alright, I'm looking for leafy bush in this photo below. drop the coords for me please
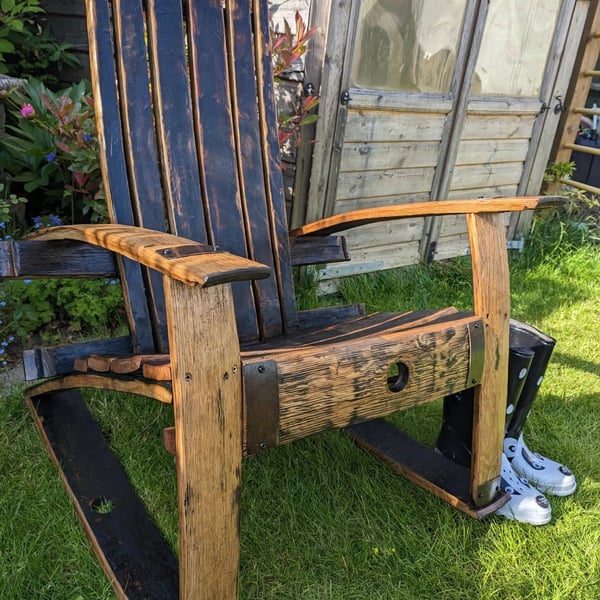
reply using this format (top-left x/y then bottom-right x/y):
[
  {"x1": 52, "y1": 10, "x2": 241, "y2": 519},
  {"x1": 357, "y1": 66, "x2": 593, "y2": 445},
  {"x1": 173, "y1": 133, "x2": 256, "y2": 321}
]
[
  {"x1": 271, "y1": 11, "x2": 319, "y2": 149},
  {"x1": 0, "y1": 278, "x2": 125, "y2": 366},
  {"x1": 0, "y1": 0, "x2": 78, "y2": 82},
  {"x1": 0, "y1": 78, "x2": 106, "y2": 224}
]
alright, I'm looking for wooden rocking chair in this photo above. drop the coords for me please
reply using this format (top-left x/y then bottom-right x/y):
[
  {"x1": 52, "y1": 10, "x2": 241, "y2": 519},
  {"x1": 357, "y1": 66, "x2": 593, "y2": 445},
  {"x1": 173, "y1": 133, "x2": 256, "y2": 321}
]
[{"x1": 0, "y1": 0, "x2": 560, "y2": 597}]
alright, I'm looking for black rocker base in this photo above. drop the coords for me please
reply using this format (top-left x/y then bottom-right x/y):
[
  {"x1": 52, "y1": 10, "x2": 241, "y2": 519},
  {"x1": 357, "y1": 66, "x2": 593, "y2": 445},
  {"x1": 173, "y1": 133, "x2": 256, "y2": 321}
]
[
  {"x1": 26, "y1": 390, "x2": 179, "y2": 600},
  {"x1": 347, "y1": 419, "x2": 509, "y2": 519}
]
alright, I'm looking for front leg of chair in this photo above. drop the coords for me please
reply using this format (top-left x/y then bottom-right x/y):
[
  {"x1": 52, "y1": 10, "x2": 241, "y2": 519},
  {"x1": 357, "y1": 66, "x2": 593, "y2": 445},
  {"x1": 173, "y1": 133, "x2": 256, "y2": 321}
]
[
  {"x1": 165, "y1": 278, "x2": 242, "y2": 599},
  {"x1": 467, "y1": 213, "x2": 510, "y2": 506}
]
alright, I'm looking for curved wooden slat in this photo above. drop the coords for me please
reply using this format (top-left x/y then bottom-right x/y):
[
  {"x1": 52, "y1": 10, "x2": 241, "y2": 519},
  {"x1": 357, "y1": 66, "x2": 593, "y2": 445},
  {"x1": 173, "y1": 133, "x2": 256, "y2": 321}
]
[
  {"x1": 29, "y1": 225, "x2": 271, "y2": 287},
  {"x1": 291, "y1": 196, "x2": 564, "y2": 237},
  {"x1": 27, "y1": 373, "x2": 173, "y2": 404}
]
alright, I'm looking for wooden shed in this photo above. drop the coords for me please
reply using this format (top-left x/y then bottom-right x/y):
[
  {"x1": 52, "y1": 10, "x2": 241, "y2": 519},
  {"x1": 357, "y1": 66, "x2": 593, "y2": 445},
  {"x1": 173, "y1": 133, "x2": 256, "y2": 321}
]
[
  {"x1": 295, "y1": 0, "x2": 594, "y2": 285},
  {"x1": 41, "y1": 0, "x2": 596, "y2": 285}
]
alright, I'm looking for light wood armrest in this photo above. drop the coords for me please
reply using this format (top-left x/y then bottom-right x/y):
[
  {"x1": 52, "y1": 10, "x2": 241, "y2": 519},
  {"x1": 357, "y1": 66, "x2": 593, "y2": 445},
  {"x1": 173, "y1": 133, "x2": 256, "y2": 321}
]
[
  {"x1": 28, "y1": 224, "x2": 271, "y2": 287},
  {"x1": 290, "y1": 196, "x2": 563, "y2": 236}
]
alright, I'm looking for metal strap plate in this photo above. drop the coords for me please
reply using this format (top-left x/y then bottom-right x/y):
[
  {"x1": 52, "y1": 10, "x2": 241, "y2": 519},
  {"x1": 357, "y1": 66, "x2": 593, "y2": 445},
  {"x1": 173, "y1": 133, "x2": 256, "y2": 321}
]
[
  {"x1": 157, "y1": 244, "x2": 221, "y2": 259},
  {"x1": 244, "y1": 360, "x2": 280, "y2": 454},
  {"x1": 467, "y1": 320, "x2": 485, "y2": 387}
]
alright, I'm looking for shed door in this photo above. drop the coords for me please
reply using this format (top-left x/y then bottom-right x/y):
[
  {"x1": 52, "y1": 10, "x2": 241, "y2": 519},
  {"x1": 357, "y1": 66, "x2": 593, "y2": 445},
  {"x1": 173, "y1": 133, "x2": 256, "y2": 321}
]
[{"x1": 308, "y1": 0, "x2": 570, "y2": 280}]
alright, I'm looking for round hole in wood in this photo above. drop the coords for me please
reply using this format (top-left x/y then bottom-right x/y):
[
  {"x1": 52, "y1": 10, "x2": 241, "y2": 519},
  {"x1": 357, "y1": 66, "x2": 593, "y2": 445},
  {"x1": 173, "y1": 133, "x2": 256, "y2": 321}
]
[
  {"x1": 387, "y1": 361, "x2": 409, "y2": 392},
  {"x1": 90, "y1": 495, "x2": 114, "y2": 514}
]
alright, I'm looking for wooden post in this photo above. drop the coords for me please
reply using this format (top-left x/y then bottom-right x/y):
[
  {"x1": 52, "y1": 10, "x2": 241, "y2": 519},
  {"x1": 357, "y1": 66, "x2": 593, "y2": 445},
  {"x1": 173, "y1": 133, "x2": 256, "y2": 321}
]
[
  {"x1": 164, "y1": 278, "x2": 242, "y2": 600},
  {"x1": 467, "y1": 213, "x2": 509, "y2": 506}
]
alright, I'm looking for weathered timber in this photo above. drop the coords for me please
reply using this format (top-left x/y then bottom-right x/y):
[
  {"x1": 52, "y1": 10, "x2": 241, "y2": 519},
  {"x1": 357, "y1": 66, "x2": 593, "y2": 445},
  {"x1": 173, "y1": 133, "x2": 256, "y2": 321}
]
[
  {"x1": 30, "y1": 225, "x2": 271, "y2": 288},
  {"x1": 23, "y1": 337, "x2": 132, "y2": 381},
  {"x1": 26, "y1": 390, "x2": 178, "y2": 599},
  {"x1": 142, "y1": 359, "x2": 172, "y2": 381},
  {"x1": 467, "y1": 212, "x2": 510, "y2": 505},
  {"x1": 0, "y1": 240, "x2": 116, "y2": 278},
  {"x1": 347, "y1": 420, "x2": 509, "y2": 520},
  {"x1": 28, "y1": 373, "x2": 172, "y2": 404},
  {"x1": 291, "y1": 197, "x2": 563, "y2": 237},
  {"x1": 165, "y1": 279, "x2": 241, "y2": 600},
  {"x1": 243, "y1": 313, "x2": 485, "y2": 446},
  {"x1": 289, "y1": 235, "x2": 349, "y2": 266}
]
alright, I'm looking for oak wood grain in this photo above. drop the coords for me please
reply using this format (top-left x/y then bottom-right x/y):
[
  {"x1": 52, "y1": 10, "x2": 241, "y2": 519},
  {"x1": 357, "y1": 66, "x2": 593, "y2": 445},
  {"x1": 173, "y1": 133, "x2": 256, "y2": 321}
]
[
  {"x1": 30, "y1": 224, "x2": 271, "y2": 287},
  {"x1": 165, "y1": 279, "x2": 241, "y2": 600},
  {"x1": 467, "y1": 212, "x2": 510, "y2": 505},
  {"x1": 291, "y1": 197, "x2": 563, "y2": 237}
]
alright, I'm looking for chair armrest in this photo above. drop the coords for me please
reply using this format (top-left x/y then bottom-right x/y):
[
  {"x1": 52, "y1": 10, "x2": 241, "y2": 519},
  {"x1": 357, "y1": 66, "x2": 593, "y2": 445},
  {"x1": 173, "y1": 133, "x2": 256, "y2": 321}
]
[
  {"x1": 290, "y1": 196, "x2": 564, "y2": 237},
  {"x1": 29, "y1": 224, "x2": 271, "y2": 287}
]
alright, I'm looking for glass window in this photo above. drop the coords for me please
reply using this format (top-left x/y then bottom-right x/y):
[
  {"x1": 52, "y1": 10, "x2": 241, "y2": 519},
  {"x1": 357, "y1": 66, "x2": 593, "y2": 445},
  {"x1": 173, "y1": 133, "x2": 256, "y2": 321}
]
[
  {"x1": 350, "y1": 0, "x2": 468, "y2": 94},
  {"x1": 472, "y1": 0, "x2": 561, "y2": 97}
]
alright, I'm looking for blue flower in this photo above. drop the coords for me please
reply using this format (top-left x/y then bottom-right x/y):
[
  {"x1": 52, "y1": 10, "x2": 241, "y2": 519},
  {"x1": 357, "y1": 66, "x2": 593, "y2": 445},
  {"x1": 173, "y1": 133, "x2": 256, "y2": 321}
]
[
  {"x1": 23, "y1": 279, "x2": 32, "y2": 284},
  {"x1": 0, "y1": 223, "x2": 5, "y2": 229},
  {"x1": 0, "y1": 301, "x2": 5, "y2": 307},
  {"x1": 83, "y1": 133, "x2": 93, "y2": 142},
  {"x1": 3, "y1": 235, "x2": 11, "y2": 240},
  {"x1": 8, "y1": 336, "x2": 15, "y2": 342},
  {"x1": 1, "y1": 361, "x2": 7, "y2": 367},
  {"x1": 1, "y1": 342, "x2": 7, "y2": 347},
  {"x1": 49, "y1": 215, "x2": 63, "y2": 226},
  {"x1": 45, "y1": 151, "x2": 57, "y2": 162},
  {"x1": 0, "y1": 349, "x2": 5, "y2": 355}
]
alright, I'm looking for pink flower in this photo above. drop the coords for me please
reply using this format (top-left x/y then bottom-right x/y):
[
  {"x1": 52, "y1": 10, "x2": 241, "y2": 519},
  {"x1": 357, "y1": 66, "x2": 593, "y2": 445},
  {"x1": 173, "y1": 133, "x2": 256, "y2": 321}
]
[{"x1": 20, "y1": 104, "x2": 35, "y2": 119}]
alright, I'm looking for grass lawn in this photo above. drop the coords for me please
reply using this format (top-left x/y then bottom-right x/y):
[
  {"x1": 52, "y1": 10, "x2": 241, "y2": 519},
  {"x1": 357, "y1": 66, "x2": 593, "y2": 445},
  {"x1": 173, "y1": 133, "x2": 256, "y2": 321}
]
[{"x1": 0, "y1": 216, "x2": 598, "y2": 599}]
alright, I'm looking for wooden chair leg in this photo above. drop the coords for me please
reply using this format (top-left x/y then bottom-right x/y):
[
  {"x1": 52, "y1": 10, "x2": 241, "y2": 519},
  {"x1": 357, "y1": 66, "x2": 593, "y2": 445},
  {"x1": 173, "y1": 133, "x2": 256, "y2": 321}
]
[
  {"x1": 467, "y1": 212, "x2": 510, "y2": 506},
  {"x1": 165, "y1": 279, "x2": 242, "y2": 599}
]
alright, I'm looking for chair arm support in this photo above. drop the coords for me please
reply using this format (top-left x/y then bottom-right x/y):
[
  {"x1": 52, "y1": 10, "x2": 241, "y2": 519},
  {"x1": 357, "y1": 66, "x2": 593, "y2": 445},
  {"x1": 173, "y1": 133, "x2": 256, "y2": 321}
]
[
  {"x1": 28, "y1": 224, "x2": 271, "y2": 287},
  {"x1": 290, "y1": 196, "x2": 564, "y2": 237}
]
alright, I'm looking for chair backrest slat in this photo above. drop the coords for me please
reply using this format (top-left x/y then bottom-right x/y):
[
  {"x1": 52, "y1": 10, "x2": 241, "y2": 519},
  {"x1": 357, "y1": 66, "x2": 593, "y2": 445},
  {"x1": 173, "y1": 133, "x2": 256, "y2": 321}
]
[
  {"x1": 87, "y1": 0, "x2": 156, "y2": 353},
  {"x1": 86, "y1": 0, "x2": 299, "y2": 347}
]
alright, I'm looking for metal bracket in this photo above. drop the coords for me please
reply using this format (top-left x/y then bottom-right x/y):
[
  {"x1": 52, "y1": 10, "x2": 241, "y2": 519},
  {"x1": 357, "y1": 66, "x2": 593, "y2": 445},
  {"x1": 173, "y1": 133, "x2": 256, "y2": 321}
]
[
  {"x1": 474, "y1": 476, "x2": 501, "y2": 507},
  {"x1": 466, "y1": 320, "x2": 485, "y2": 387},
  {"x1": 156, "y1": 243, "x2": 221, "y2": 259},
  {"x1": 244, "y1": 360, "x2": 280, "y2": 454}
]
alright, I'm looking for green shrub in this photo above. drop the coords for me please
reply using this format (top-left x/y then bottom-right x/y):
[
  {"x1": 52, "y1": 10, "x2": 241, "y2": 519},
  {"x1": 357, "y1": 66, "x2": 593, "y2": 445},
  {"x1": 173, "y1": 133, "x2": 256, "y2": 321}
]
[
  {"x1": 0, "y1": 0, "x2": 78, "y2": 82},
  {"x1": 1, "y1": 78, "x2": 106, "y2": 224},
  {"x1": 0, "y1": 278, "x2": 125, "y2": 366}
]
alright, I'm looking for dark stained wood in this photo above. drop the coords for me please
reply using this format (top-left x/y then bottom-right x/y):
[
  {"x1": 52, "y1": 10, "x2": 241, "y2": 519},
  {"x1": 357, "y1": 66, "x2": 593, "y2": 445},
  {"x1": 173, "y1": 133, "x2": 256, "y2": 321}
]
[
  {"x1": 23, "y1": 337, "x2": 132, "y2": 380},
  {"x1": 289, "y1": 235, "x2": 350, "y2": 266},
  {"x1": 227, "y1": 0, "x2": 291, "y2": 338},
  {"x1": 186, "y1": 0, "x2": 261, "y2": 342},
  {"x1": 86, "y1": 0, "x2": 155, "y2": 353},
  {"x1": 0, "y1": 240, "x2": 116, "y2": 278},
  {"x1": 26, "y1": 390, "x2": 178, "y2": 599},
  {"x1": 296, "y1": 304, "x2": 366, "y2": 329},
  {"x1": 347, "y1": 419, "x2": 509, "y2": 519}
]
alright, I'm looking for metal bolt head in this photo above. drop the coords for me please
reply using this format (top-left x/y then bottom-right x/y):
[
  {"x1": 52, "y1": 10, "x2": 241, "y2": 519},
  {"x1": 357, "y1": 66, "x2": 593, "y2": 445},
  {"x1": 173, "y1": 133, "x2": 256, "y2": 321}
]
[
  {"x1": 257, "y1": 365, "x2": 265, "y2": 374},
  {"x1": 184, "y1": 372, "x2": 192, "y2": 382}
]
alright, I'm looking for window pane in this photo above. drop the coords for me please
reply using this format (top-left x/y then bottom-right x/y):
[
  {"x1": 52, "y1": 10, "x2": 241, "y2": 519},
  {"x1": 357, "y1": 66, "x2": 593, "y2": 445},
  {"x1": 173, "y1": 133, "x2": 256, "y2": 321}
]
[
  {"x1": 351, "y1": 0, "x2": 468, "y2": 94},
  {"x1": 473, "y1": 0, "x2": 561, "y2": 97}
]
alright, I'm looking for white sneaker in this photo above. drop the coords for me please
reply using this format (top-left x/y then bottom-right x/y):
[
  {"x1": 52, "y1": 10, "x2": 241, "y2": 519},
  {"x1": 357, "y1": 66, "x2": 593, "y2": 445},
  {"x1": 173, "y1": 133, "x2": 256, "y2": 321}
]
[
  {"x1": 504, "y1": 434, "x2": 577, "y2": 497},
  {"x1": 496, "y1": 454, "x2": 551, "y2": 525}
]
